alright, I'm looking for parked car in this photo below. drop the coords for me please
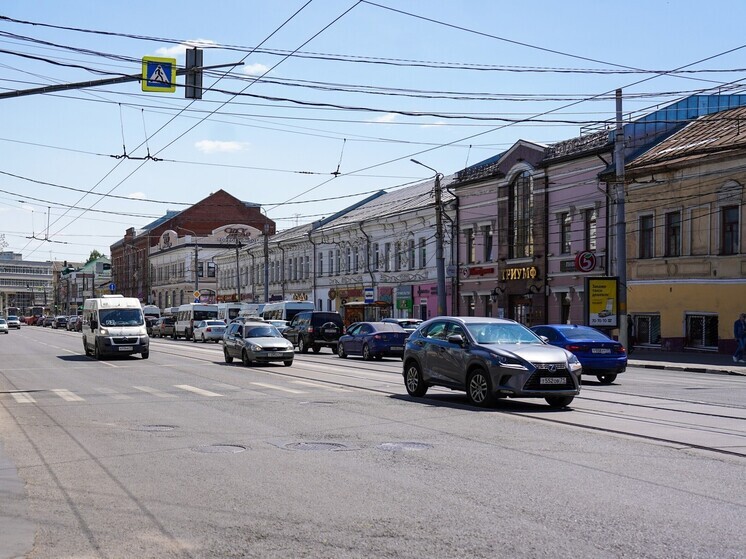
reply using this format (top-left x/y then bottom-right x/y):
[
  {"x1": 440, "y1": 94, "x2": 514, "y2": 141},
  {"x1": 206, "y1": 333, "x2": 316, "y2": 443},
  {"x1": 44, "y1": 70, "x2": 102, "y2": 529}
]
[
  {"x1": 402, "y1": 317, "x2": 582, "y2": 408},
  {"x1": 151, "y1": 316, "x2": 176, "y2": 338},
  {"x1": 0, "y1": 318, "x2": 8, "y2": 334},
  {"x1": 282, "y1": 311, "x2": 344, "y2": 354},
  {"x1": 223, "y1": 322, "x2": 294, "y2": 366},
  {"x1": 337, "y1": 321, "x2": 409, "y2": 360},
  {"x1": 381, "y1": 318, "x2": 422, "y2": 334},
  {"x1": 145, "y1": 316, "x2": 159, "y2": 336},
  {"x1": 531, "y1": 324, "x2": 627, "y2": 384},
  {"x1": 42, "y1": 316, "x2": 54, "y2": 327},
  {"x1": 66, "y1": 315, "x2": 80, "y2": 331},
  {"x1": 52, "y1": 315, "x2": 68, "y2": 329},
  {"x1": 230, "y1": 316, "x2": 265, "y2": 325},
  {"x1": 193, "y1": 319, "x2": 227, "y2": 343},
  {"x1": 5, "y1": 315, "x2": 21, "y2": 329}
]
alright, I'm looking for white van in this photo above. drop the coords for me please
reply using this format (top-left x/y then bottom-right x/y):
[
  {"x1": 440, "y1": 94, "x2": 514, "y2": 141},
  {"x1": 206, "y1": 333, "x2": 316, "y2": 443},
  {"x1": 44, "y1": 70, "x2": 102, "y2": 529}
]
[
  {"x1": 82, "y1": 295, "x2": 149, "y2": 359},
  {"x1": 174, "y1": 303, "x2": 218, "y2": 340},
  {"x1": 261, "y1": 300, "x2": 314, "y2": 321}
]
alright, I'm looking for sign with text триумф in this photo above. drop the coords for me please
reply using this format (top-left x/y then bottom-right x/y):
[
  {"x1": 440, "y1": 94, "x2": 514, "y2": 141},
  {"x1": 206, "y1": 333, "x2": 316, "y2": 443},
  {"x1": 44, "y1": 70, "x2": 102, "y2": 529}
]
[{"x1": 142, "y1": 57, "x2": 176, "y2": 93}]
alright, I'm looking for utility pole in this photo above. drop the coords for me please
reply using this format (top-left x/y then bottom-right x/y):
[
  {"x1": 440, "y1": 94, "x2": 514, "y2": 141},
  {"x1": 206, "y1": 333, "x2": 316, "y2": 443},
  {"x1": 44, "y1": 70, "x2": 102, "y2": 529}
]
[
  {"x1": 263, "y1": 223, "x2": 270, "y2": 303},
  {"x1": 411, "y1": 159, "x2": 447, "y2": 316},
  {"x1": 235, "y1": 237, "x2": 241, "y2": 303},
  {"x1": 615, "y1": 89, "x2": 628, "y2": 349}
]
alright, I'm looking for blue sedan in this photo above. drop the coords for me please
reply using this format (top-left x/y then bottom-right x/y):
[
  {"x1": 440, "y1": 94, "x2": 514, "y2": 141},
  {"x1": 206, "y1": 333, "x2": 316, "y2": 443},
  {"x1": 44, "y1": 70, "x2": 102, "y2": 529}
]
[
  {"x1": 531, "y1": 324, "x2": 627, "y2": 384},
  {"x1": 337, "y1": 322, "x2": 409, "y2": 360}
]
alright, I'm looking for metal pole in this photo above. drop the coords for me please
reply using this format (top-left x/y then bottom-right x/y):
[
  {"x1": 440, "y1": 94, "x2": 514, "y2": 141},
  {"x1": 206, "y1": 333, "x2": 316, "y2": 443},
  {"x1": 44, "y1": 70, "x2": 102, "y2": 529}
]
[
  {"x1": 615, "y1": 89, "x2": 628, "y2": 349},
  {"x1": 235, "y1": 238, "x2": 241, "y2": 303},
  {"x1": 263, "y1": 223, "x2": 270, "y2": 303},
  {"x1": 411, "y1": 159, "x2": 447, "y2": 316}
]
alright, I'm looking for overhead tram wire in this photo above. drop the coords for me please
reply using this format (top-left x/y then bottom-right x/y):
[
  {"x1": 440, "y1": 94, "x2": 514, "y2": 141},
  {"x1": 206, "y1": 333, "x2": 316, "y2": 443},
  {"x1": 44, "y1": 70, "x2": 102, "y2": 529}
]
[{"x1": 21, "y1": 0, "x2": 327, "y2": 257}]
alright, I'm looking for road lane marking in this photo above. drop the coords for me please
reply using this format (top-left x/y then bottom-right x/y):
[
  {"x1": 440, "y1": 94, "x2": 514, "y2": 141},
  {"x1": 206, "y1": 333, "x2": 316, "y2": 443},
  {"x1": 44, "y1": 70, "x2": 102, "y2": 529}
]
[
  {"x1": 251, "y1": 382, "x2": 305, "y2": 394},
  {"x1": 174, "y1": 385, "x2": 223, "y2": 397},
  {"x1": 291, "y1": 380, "x2": 351, "y2": 392},
  {"x1": 212, "y1": 383, "x2": 243, "y2": 391},
  {"x1": 10, "y1": 392, "x2": 36, "y2": 403},
  {"x1": 133, "y1": 385, "x2": 177, "y2": 398},
  {"x1": 51, "y1": 389, "x2": 85, "y2": 402},
  {"x1": 94, "y1": 387, "x2": 132, "y2": 400}
]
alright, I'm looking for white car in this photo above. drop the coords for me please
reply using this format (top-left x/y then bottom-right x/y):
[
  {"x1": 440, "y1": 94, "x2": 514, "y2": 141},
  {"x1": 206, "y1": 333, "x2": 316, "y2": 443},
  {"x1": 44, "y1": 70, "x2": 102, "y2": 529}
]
[
  {"x1": 0, "y1": 318, "x2": 8, "y2": 334},
  {"x1": 193, "y1": 320, "x2": 227, "y2": 343},
  {"x1": 6, "y1": 315, "x2": 21, "y2": 329}
]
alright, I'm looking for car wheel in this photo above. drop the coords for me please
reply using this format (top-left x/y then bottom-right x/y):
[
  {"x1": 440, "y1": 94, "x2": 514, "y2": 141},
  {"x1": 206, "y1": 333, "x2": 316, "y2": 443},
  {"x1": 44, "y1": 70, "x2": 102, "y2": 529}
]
[
  {"x1": 283, "y1": 360, "x2": 293, "y2": 367},
  {"x1": 241, "y1": 350, "x2": 252, "y2": 367},
  {"x1": 93, "y1": 341, "x2": 102, "y2": 360},
  {"x1": 172, "y1": 332, "x2": 177, "y2": 340},
  {"x1": 404, "y1": 361, "x2": 428, "y2": 397},
  {"x1": 362, "y1": 344, "x2": 373, "y2": 361},
  {"x1": 312, "y1": 346, "x2": 321, "y2": 354},
  {"x1": 597, "y1": 374, "x2": 617, "y2": 384},
  {"x1": 223, "y1": 347, "x2": 233, "y2": 363},
  {"x1": 202, "y1": 334, "x2": 207, "y2": 343},
  {"x1": 192, "y1": 334, "x2": 197, "y2": 343},
  {"x1": 337, "y1": 343, "x2": 347, "y2": 358},
  {"x1": 83, "y1": 338, "x2": 91, "y2": 356},
  {"x1": 298, "y1": 338, "x2": 309, "y2": 354},
  {"x1": 466, "y1": 368, "x2": 493, "y2": 407},
  {"x1": 142, "y1": 351, "x2": 149, "y2": 360},
  {"x1": 545, "y1": 395, "x2": 575, "y2": 408}
]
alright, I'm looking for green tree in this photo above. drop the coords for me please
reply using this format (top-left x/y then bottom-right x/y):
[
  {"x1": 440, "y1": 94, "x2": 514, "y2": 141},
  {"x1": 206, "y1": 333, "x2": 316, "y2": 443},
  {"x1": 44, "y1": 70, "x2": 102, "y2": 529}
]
[{"x1": 86, "y1": 250, "x2": 104, "y2": 264}]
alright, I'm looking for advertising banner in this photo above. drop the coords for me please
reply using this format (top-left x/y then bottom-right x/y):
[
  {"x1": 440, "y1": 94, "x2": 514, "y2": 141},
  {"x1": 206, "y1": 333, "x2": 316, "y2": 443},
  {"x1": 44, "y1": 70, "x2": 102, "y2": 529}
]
[{"x1": 585, "y1": 276, "x2": 619, "y2": 328}]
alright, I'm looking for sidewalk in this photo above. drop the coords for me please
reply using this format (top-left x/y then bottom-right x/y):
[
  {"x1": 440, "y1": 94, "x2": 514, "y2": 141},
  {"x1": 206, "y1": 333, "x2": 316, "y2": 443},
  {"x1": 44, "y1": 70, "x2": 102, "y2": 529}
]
[{"x1": 628, "y1": 348, "x2": 746, "y2": 377}]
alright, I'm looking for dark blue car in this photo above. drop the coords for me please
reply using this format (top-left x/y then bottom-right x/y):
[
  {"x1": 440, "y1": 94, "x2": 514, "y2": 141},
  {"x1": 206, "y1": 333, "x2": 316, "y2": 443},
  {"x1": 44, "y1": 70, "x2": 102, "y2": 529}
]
[
  {"x1": 337, "y1": 322, "x2": 409, "y2": 360},
  {"x1": 531, "y1": 324, "x2": 627, "y2": 384}
]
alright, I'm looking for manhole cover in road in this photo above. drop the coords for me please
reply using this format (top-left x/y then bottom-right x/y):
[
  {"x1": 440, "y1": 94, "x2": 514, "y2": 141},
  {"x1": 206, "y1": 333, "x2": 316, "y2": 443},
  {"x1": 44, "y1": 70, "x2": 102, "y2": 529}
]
[
  {"x1": 192, "y1": 444, "x2": 247, "y2": 454},
  {"x1": 283, "y1": 442, "x2": 349, "y2": 452},
  {"x1": 377, "y1": 442, "x2": 433, "y2": 452},
  {"x1": 134, "y1": 424, "x2": 177, "y2": 432}
]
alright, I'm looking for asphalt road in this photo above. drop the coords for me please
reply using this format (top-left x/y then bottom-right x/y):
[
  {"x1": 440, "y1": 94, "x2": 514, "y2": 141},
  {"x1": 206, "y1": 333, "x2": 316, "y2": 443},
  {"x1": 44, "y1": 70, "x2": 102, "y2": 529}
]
[{"x1": 1, "y1": 326, "x2": 745, "y2": 558}]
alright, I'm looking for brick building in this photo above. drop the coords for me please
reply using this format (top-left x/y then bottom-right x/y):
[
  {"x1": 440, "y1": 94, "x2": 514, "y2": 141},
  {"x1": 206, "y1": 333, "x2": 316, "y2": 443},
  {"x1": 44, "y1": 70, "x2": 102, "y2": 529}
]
[{"x1": 110, "y1": 190, "x2": 275, "y2": 303}]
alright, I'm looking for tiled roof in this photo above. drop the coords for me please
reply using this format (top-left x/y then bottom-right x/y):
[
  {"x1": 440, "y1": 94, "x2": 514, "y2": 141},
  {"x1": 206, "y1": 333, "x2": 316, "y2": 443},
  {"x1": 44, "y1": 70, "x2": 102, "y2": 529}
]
[{"x1": 629, "y1": 106, "x2": 746, "y2": 169}]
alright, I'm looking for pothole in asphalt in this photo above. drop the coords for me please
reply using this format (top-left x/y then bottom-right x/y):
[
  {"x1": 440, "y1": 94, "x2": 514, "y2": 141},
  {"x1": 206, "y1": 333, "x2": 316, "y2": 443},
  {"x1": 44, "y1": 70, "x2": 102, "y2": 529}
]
[
  {"x1": 283, "y1": 442, "x2": 350, "y2": 452},
  {"x1": 377, "y1": 442, "x2": 433, "y2": 452},
  {"x1": 134, "y1": 424, "x2": 177, "y2": 432},
  {"x1": 192, "y1": 444, "x2": 247, "y2": 454}
]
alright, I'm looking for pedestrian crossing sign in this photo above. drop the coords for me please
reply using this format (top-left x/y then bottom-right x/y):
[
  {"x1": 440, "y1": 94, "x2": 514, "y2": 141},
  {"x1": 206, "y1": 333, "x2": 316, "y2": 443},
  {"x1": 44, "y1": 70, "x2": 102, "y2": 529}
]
[{"x1": 142, "y1": 56, "x2": 177, "y2": 92}]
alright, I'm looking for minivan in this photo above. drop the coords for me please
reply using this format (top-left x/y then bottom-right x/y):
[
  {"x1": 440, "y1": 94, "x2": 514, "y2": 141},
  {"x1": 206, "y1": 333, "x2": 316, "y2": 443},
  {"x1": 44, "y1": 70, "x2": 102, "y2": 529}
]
[{"x1": 82, "y1": 295, "x2": 149, "y2": 359}]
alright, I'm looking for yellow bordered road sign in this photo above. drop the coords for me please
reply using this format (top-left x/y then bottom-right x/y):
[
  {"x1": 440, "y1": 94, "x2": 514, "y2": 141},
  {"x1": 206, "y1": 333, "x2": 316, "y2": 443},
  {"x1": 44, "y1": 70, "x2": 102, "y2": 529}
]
[{"x1": 142, "y1": 56, "x2": 176, "y2": 92}]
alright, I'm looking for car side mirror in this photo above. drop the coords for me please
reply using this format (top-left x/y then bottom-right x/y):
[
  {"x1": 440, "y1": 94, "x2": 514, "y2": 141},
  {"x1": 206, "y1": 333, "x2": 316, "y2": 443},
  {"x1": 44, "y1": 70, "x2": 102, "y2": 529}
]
[
  {"x1": 539, "y1": 335, "x2": 549, "y2": 343},
  {"x1": 447, "y1": 334, "x2": 465, "y2": 345}
]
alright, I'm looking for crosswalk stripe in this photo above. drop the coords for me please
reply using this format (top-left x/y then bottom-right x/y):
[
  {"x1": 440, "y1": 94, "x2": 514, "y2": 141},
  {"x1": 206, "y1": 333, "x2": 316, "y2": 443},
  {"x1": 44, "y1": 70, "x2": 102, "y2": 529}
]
[
  {"x1": 94, "y1": 387, "x2": 132, "y2": 400},
  {"x1": 291, "y1": 380, "x2": 351, "y2": 392},
  {"x1": 52, "y1": 389, "x2": 84, "y2": 402},
  {"x1": 174, "y1": 385, "x2": 223, "y2": 397},
  {"x1": 251, "y1": 382, "x2": 305, "y2": 394},
  {"x1": 11, "y1": 392, "x2": 35, "y2": 403},
  {"x1": 133, "y1": 385, "x2": 177, "y2": 398}
]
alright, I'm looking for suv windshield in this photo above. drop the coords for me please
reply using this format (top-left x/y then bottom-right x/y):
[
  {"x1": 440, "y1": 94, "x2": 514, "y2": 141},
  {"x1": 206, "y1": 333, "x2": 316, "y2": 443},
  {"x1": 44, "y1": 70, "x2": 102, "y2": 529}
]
[
  {"x1": 466, "y1": 323, "x2": 542, "y2": 344},
  {"x1": 99, "y1": 309, "x2": 144, "y2": 327}
]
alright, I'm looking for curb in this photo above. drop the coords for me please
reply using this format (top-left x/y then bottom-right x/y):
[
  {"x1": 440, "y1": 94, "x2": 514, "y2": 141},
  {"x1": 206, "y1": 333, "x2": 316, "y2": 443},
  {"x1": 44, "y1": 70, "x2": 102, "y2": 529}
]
[{"x1": 631, "y1": 362, "x2": 746, "y2": 377}]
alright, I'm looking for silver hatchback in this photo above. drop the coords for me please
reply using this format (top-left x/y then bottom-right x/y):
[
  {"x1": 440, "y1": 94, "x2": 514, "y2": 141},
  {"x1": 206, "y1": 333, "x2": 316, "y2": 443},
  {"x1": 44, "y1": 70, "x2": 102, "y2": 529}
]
[{"x1": 402, "y1": 317, "x2": 582, "y2": 408}]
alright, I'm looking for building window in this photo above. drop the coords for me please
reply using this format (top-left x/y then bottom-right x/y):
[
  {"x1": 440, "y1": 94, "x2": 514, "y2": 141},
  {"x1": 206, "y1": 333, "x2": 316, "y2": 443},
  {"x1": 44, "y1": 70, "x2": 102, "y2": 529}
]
[
  {"x1": 482, "y1": 225, "x2": 493, "y2": 261},
  {"x1": 584, "y1": 208, "x2": 597, "y2": 251},
  {"x1": 318, "y1": 252, "x2": 323, "y2": 276},
  {"x1": 465, "y1": 229, "x2": 475, "y2": 264},
  {"x1": 346, "y1": 248, "x2": 351, "y2": 274},
  {"x1": 686, "y1": 313, "x2": 718, "y2": 349},
  {"x1": 335, "y1": 249, "x2": 341, "y2": 275},
  {"x1": 419, "y1": 238, "x2": 426, "y2": 268},
  {"x1": 394, "y1": 242, "x2": 401, "y2": 271},
  {"x1": 408, "y1": 239, "x2": 415, "y2": 270},
  {"x1": 372, "y1": 243, "x2": 380, "y2": 271},
  {"x1": 328, "y1": 250, "x2": 334, "y2": 275},
  {"x1": 560, "y1": 212, "x2": 571, "y2": 254},
  {"x1": 665, "y1": 211, "x2": 681, "y2": 257},
  {"x1": 721, "y1": 205, "x2": 739, "y2": 255},
  {"x1": 207, "y1": 262, "x2": 216, "y2": 277},
  {"x1": 353, "y1": 246, "x2": 359, "y2": 272},
  {"x1": 384, "y1": 243, "x2": 391, "y2": 272},
  {"x1": 639, "y1": 214, "x2": 654, "y2": 259},
  {"x1": 509, "y1": 170, "x2": 533, "y2": 259}
]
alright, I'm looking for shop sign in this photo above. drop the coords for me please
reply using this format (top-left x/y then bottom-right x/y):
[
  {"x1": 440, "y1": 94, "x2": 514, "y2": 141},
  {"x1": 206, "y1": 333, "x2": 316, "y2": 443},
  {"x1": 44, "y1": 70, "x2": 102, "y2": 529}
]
[
  {"x1": 575, "y1": 251, "x2": 597, "y2": 273},
  {"x1": 501, "y1": 266, "x2": 538, "y2": 281},
  {"x1": 462, "y1": 266, "x2": 495, "y2": 278},
  {"x1": 292, "y1": 293, "x2": 308, "y2": 301}
]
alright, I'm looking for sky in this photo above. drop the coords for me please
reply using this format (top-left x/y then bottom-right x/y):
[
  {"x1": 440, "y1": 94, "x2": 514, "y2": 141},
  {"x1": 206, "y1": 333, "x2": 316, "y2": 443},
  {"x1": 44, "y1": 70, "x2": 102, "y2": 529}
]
[{"x1": 2, "y1": 0, "x2": 746, "y2": 263}]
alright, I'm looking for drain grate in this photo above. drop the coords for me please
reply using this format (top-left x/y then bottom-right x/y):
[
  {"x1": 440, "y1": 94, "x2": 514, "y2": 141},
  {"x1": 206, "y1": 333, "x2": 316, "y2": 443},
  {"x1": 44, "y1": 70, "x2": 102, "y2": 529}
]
[
  {"x1": 283, "y1": 442, "x2": 349, "y2": 452},
  {"x1": 192, "y1": 444, "x2": 247, "y2": 454},
  {"x1": 377, "y1": 442, "x2": 433, "y2": 452},
  {"x1": 134, "y1": 424, "x2": 176, "y2": 432}
]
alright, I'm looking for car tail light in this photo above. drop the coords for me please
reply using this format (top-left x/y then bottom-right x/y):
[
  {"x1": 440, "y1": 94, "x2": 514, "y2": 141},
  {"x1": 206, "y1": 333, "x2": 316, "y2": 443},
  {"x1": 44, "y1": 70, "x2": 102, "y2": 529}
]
[
  {"x1": 206, "y1": 327, "x2": 212, "y2": 332},
  {"x1": 306, "y1": 326, "x2": 314, "y2": 333},
  {"x1": 566, "y1": 344, "x2": 588, "y2": 352},
  {"x1": 373, "y1": 334, "x2": 382, "y2": 340},
  {"x1": 614, "y1": 345, "x2": 626, "y2": 354}
]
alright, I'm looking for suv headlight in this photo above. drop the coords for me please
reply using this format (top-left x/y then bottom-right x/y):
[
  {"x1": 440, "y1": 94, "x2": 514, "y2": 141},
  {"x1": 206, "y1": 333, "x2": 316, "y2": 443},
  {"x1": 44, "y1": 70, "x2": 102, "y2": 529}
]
[
  {"x1": 567, "y1": 354, "x2": 582, "y2": 371},
  {"x1": 491, "y1": 353, "x2": 525, "y2": 368}
]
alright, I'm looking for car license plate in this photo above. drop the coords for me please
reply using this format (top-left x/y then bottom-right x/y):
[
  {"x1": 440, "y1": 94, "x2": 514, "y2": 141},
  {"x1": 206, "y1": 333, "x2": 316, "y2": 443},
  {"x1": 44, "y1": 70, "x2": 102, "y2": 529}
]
[
  {"x1": 390, "y1": 346, "x2": 403, "y2": 351},
  {"x1": 118, "y1": 346, "x2": 133, "y2": 351},
  {"x1": 592, "y1": 348, "x2": 611, "y2": 354},
  {"x1": 540, "y1": 377, "x2": 566, "y2": 385},
  {"x1": 268, "y1": 352, "x2": 283, "y2": 357},
  {"x1": 324, "y1": 328, "x2": 337, "y2": 334}
]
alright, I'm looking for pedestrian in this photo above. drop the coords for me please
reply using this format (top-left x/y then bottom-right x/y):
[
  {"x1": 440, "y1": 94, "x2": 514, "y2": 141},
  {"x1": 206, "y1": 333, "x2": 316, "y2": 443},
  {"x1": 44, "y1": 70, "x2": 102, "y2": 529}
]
[
  {"x1": 627, "y1": 315, "x2": 635, "y2": 354},
  {"x1": 733, "y1": 313, "x2": 746, "y2": 363}
]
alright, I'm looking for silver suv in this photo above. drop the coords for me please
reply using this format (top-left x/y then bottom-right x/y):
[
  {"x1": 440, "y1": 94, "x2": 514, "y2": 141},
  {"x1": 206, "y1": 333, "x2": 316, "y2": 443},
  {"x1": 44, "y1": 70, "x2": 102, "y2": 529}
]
[{"x1": 402, "y1": 317, "x2": 582, "y2": 408}]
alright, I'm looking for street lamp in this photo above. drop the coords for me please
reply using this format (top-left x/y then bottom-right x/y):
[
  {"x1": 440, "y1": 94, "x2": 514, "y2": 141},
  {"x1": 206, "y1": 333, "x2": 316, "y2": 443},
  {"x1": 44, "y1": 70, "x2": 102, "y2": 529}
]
[
  {"x1": 410, "y1": 159, "x2": 447, "y2": 317},
  {"x1": 177, "y1": 226, "x2": 200, "y2": 296}
]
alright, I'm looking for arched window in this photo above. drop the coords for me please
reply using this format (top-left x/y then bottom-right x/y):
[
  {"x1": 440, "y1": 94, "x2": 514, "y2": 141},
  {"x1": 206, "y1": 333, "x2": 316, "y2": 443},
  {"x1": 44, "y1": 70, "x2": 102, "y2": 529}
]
[{"x1": 509, "y1": 170, "x2": 534, "y2": 259}]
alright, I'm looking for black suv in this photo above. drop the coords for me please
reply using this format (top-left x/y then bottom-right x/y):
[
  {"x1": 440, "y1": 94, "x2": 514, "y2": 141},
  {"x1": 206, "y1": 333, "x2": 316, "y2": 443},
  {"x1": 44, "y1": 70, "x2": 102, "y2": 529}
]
[{"x1": 283, "y1": 311, "x2": 344, "y2": 354}]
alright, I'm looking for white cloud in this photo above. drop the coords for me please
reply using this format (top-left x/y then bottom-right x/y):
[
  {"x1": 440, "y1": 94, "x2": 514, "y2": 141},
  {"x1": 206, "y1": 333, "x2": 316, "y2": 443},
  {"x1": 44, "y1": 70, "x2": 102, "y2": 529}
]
[
  {"x1": 242, "y1": 63, "x2": 270, "y2": 77},
  {"x1": 155, "y1": 39, "x2": 217, "y2": 58},
  {"x1": 371, "y1": 113, "x2": 397, "y2": 123},
  {"x1": 194, "y1": 140, "x2": 249, "y2": 154},
  {"x1": 127, "y1": 192, "x2": 146, "y2": 200}
]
